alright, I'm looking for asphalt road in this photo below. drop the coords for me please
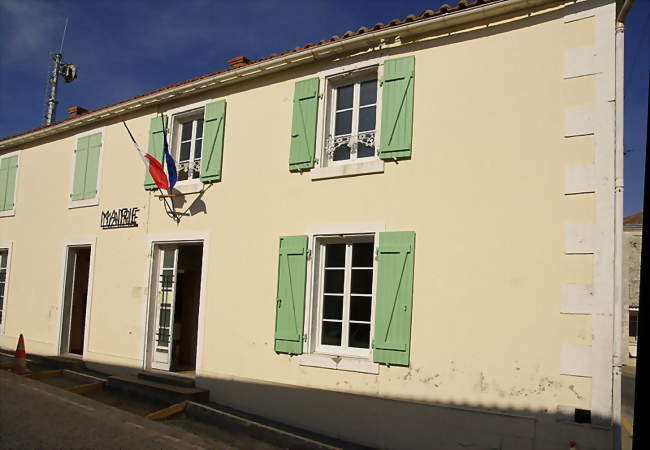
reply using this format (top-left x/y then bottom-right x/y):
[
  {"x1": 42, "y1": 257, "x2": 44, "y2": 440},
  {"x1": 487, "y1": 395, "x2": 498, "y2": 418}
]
[{"x1": 0, "y1": 370, "x2": 231, "y2": 450}]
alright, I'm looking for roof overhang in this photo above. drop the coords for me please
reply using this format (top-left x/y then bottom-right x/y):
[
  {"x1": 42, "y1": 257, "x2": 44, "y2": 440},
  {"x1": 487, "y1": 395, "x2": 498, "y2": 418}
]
[{"x1": 0, "y1": 0, "x2": 560, "y2": 151}]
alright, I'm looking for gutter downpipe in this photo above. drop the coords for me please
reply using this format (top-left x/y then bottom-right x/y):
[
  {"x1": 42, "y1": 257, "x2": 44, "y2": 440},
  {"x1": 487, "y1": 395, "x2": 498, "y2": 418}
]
[
  {"x1": 0, "y1": 0, "x2": 553, "y2": 151},
  {"x1": 612, "y1": 0, "x2": 631, "y2": 445}
]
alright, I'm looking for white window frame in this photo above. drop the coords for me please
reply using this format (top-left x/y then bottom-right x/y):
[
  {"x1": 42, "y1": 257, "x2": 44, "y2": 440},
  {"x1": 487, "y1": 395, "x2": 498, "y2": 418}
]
[
  {"x1": 68, "y1": 128, "x2": 104, "y2": 209},
  {"x1": 0, "y1": 150, "x2": 21, "y2": 218},
  {"x1": 0, "y1": 241, "x2": 12, "y2": 335},
  {"x1": 314, "y1": 235, "x2": 375, "y2": 358},
  {"x1": 311, "y1": 57, "x2": 386, "y2": 180},
  {"x1": 298, "y1": 222, "x2": 384, "y2": 374},
  {"x1": 165, "y1": 100, "x2": 209, "y2": 193}
]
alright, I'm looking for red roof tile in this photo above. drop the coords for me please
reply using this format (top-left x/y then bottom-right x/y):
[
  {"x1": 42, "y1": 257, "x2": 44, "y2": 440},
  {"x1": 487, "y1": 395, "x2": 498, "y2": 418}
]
[
  {"x1": 624, "y1": 212, "x2": 644, "y2": 225},
  {"x1": 0, "y1": 0, "x2": 497, "y2": 145}
]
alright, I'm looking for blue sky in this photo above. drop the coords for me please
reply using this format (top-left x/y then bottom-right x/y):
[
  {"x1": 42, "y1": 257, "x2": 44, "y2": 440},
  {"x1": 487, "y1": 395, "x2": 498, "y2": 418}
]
[{"x1": 0, "y1": 0, "x2": 647, "y2": 216}]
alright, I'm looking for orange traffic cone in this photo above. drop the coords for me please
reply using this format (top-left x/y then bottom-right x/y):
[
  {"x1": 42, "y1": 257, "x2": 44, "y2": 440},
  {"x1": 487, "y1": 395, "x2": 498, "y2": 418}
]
[{"x1": 10, "y1": 334, "x2": 30, "y2": 375}]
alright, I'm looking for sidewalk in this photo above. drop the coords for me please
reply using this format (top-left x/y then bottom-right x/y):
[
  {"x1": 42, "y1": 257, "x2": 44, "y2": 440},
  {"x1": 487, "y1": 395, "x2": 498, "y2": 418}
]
[{"x1": 0, "y1": 370, "x2": 233, "y2": 449}]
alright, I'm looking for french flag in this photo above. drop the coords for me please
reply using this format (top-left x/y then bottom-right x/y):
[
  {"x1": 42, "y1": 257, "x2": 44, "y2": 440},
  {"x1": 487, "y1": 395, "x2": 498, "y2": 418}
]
[{"x1": 123, "y1": 120, "x2": 170, "y2": 191}]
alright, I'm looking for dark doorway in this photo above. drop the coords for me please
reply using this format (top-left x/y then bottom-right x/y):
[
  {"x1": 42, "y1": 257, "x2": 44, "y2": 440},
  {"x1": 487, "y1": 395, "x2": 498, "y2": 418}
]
[{"x1": 61, "y1": 246, "x2": 91, "y2": 356}]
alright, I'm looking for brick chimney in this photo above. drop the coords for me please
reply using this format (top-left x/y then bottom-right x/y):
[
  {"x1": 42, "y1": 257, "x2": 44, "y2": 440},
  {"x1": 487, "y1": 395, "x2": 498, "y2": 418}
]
[
  {"x1": 227, "y1": 56, "x2": 251, "y2": 69},
  {"x1": 67, "y1": 106, "x2": 88, "y2": 117}
]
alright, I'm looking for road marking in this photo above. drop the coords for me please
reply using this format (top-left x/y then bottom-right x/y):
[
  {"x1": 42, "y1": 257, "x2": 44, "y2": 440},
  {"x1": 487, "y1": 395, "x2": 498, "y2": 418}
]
[{"x1": 622, "y1": 416, "x2": 634, "y2": 436}]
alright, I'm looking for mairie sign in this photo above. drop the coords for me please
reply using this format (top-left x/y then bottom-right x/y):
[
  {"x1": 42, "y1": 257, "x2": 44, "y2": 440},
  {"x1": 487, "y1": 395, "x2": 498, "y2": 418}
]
[{"x1": 101, "y1": 207, "x2": 139, "y2": 229}]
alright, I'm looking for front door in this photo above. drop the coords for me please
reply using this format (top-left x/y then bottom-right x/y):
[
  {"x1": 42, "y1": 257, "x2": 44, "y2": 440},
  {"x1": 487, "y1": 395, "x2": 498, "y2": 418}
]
[{"x1": 151, "y1": 246, "x2": 178, "y2": 370}]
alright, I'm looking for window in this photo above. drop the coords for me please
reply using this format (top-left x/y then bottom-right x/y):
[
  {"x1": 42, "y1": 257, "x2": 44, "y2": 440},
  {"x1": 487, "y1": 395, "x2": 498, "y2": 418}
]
[
  {"x1": 629, "y1": 309, "x2": 639, "y2": 340},
  {"x1": 288, "y1": 55, "x2": 414, "y2": 177},
  {"x1": 0, "y1": 249, "x2": 8, "y2": 327},
  {"x1": 325, "y1": 75, "x2": 378, "y2": 165},
  {"x1": 315, "y1": 236, "x2": 375, "y2": 357},
  {"x1": 173, "y1": 113, "x2": 204, "y2": 182},
  {"x1": 0, "y1": 152, "x2": 19, "y2": 215}
]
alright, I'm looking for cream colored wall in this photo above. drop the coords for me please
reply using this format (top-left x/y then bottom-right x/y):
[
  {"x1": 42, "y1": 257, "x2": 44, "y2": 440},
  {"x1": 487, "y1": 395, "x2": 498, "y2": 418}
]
[{"x1": 0, "y1": 0, "x2": 615, "y2": 447}]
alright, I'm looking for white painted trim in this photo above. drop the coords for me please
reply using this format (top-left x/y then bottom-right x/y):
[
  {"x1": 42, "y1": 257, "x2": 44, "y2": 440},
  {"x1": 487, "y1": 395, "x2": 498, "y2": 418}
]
[
  {"x1": 305, "y1": 222, "x2": 385, "y2": 236},
  {"x1": 0, "y1": 241, "x2": 13, "y2": 336},
  {"x1": 311, "y1": 159, "x2": 384, "y2": 180},
  {"x1": 0, "y1": 150, "x2": 21, "y2": 217},
  {"x1": 67, "y1": 128, "x2": 105, "y2": 209},
  {"x1": 297, "y1": 354, "x2": 379, "y2": 374},
  {"x1": 565, "y1": 105, "x2": 596, "y2": 137},
  {"x1": 141, "y1": 232, "x2": 209, "y2": 376},
  {"x1": 314, "y1": 57, "x2": 384, "y2": 172},
  {"x1": 560, "y1": 284, "x2": 594, "y2": 314},
  {"x1": 564, "y1": 223, "x2": 595, "y2": 254},
  {"x1": 164, "y1": 98, "x2": 210, "y2": 118},
  {"x1": 55, "y1": 238, "x2": 97, "y2": 359},
  {"x1": 560, "y1": 344, "x2": 593, "y2": 377},
  {"x1": 564, "y1": 47, "x2": 599, "y2": 79},
  {"x1": 564, "y1": 164, "x2": 596, "y2": 195}
]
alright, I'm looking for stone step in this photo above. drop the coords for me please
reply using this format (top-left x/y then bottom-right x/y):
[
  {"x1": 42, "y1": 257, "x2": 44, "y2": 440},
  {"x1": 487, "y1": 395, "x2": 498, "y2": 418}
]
[
  {"x1": 107, "y1": 375, "x2": 209, "y2": 406},
  {"x1": 137, "y1": 371, "x2": 195, "y2": 388}
]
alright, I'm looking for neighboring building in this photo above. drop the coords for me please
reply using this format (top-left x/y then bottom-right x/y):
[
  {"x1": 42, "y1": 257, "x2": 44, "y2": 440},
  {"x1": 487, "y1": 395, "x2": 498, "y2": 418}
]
[
  {"x1": 623, "y1": 211, "x2": 642, "y2": 360},
  {"x1": 0, "y1": 0, "x2": 631, "y2": 448}
]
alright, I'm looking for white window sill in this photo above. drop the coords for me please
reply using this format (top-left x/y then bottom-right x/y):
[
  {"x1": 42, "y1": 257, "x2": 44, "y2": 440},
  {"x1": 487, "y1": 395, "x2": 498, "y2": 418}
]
[
  {"x1": 0, "y1": 209, "x2": 15, "y2": 218},
  {"x1": 173, "y1": 181, "x2": 204, "y2": 194},
  {"x1": 297, "y1": 353, "x2": 379, "y2": 374},
  {"x1": 311, "y1": 159, "x2": 384, "y2": 180},
  {"x1": 68, "y1": 197, "x2": 99, "y2": 209}
]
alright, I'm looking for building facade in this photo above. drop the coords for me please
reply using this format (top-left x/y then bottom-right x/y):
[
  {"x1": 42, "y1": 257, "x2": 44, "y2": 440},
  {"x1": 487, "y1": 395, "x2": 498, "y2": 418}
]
[
  {"x1": 623, "y1": 212, "x2": 642, "y2": 360},
  {"x1": 0, "y1": 0, "x2": 629, "y2": 448}
]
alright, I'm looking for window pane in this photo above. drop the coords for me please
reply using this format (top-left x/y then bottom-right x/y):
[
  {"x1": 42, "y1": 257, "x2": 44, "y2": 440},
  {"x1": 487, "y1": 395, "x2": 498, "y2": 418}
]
[
  {"x1": 196, "y1": 119, "x2": 204, "y2": 139},
  {"x1": 324, "y1": 269, "x2": 344, "y2": 293},
  {"x1": 357, "y1": 144, "x2": 374, "y2": 158},
  {"x1": 360, "y1": 80, "x2": 377, "y2": 106},
  {"x1": 162, "y1": 250, "x2": 175, "y2": 269},
  {"x1": 325, "y1": 244, "x2": 345, "y2": 267},
  {"x1": 323, "y1": 295, "x2": 343, "y2": 320},
  {"x1": 179, "y1": 142, "x2": 191, "y2": 161},
  {"x1": 194, "y1": 139, "x2": 202, "y2": 159},
  {"x1": 0, "y1": 271, "x2": 5, "y2": 283},
  {"x1": 181, "y1": 121, "x2": 193, "y2": 141},
  {"x1": 178, "y1": 166, "x2": 189, "y2": 181},
  {"x1": 349, "y1": 323, "x2": 370, "y2": 348},
  {"x1": 0, "y1": 252, "x2": 6, "y2": 268},
  {"x1": 336, "y1": 85, "x2": 353, "y2": 110},
  {"x1": 322, "y1": 321, "x2": 342, "y2": 346},
  {"x1": 335, "y1": 110, "x2": 352, "y2": 136},
  {"x1": 350, "y1": 296, "x2": 371, "y2": 322},
  {"x1": 352, "y1": 243, "x2": 373, "y2": 267},
  {"x1": 350, "y1": 269, "x2": 373, "y2": 294},
  {"x1": 358, "y1": 106, "x2": 376, "y2": 132},
  {"x1": 333, "y1": 144, "x2": 351, "y2": 161}
]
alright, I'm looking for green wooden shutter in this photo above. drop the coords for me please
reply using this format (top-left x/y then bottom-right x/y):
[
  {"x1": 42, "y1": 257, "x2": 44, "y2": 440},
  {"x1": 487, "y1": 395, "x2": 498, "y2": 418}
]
[
  {"x1": 83, "y1": 133, "x2": 102, "y2": 199},
  {"x1": 289, "y1": 78, "x2": 319, "y2": 172},
  {"x1": 200, "y1": 100, "x2": 226, "y2": 183},
  {"x1": 0, "y1": 155, "x2": 18, "y2": 211},
  {"x1": 145, "y1": 116, "x2": 166, "y2": 190},
  {"x1": 379, "y1": 56, "x2": 415, "y2": 161},
  {"x1": 71, "y1": 136, "x2": 89, "y2": 201},
  {"x1": 373, "y1": 231, "x2": 416, "y2": 366},
  {"x1": 274, "y1": 235, "x2": 308, "y2": 354}
]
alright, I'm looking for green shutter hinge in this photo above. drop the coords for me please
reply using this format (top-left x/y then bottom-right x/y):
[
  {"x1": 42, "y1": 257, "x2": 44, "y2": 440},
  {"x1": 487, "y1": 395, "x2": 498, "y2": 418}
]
[
  {"x1": 371, "y1": 339, "x2": 375, "y2": 349},
  {"x1": 306, "y1": 249, "x2": 312, "y2": 260},
  {"x1": 303, "y1": 333, "x2": 308, "y2": 343}
]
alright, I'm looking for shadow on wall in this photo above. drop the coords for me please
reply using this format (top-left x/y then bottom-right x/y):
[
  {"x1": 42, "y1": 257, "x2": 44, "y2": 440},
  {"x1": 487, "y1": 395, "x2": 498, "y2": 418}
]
[{"x1": 71, "y1": 358, "x2": 613, "y2": 450}]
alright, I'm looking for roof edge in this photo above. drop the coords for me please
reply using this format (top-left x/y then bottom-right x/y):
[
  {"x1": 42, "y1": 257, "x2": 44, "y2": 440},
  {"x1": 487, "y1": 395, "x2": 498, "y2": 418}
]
[{"x1": 0, "y1": 0, "x2": 559, "y2": 151}]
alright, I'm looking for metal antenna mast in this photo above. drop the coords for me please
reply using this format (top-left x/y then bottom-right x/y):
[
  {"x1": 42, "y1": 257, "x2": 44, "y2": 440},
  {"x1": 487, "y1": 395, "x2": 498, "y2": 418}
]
[{"x1": 44, "y1": 18, "x2": 78, "y2": 126}]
